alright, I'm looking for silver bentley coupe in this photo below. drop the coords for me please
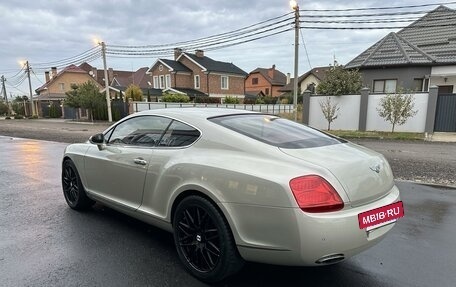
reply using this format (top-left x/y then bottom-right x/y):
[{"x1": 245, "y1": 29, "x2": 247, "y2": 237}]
[{"x1": 61, "y1": 108, "x2": 402, "y2": 282}]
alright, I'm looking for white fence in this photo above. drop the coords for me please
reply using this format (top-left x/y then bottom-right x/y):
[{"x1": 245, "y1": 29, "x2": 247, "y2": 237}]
[
  {"x1": 309, "y1": 95, "x2": 361, "y2": 130},
  {"x1": 131, "y1": 92, "x2": 430, "y2": 132},
  {"x1": 131, "y1": 102, "x2": 294, "y2": 115},
  {"x1": 365, "y1": 93, "x2": 429, "y2": 132},
  {"x1": 308, "y1": 93, "x2": 429, "y2": 132}
]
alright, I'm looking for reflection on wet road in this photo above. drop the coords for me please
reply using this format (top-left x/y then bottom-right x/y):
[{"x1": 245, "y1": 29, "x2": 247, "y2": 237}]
[{"x1": 0, "y1": 136, "x2": 455, "y2": 287}]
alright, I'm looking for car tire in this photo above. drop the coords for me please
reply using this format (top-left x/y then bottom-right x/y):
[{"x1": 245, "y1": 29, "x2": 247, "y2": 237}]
[
  {"x1": 62, "y1": 159, "x2": 95, "y2": 210},
  {"x1": 173, "y1": 195, "x2": 244, "y2": 283}
]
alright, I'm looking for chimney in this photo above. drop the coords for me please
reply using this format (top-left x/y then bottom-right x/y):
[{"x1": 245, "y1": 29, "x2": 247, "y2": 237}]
[
  {"x1": 45, "y1": 71, "x2": 50, "y2": 82},
  {"x1": 51, "y1": 67, "x2": 57, "y2": 78},
  {"x1": 174, "y1": 48, "x2": 183, "y2": 60},
  {"x1": 195, "y1": 49, "x2": 204, "y2": 58},
  {"x1": 286, "y1": 73, "x2": 291, "y2": 84},
  {"x1": 268, "y1": 64, "x2": 276, "y2": 79},
  {"x1": 108, "y1": 68, "x2": 114, "y2": 83}
]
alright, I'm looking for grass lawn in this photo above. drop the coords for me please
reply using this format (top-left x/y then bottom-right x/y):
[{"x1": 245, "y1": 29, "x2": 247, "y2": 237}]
[{"x1": 326, "y1": 130, "x2": 425, "y2": 141}]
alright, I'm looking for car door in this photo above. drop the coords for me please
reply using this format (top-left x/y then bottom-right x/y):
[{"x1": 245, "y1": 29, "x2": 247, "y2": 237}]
[{"x1": 84, "y1": 115, "x2": 172, "y2": 210}]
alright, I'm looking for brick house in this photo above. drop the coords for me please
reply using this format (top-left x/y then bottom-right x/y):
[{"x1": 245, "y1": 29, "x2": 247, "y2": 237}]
[
  {"x1": 146, "y1": 49, "x2": 247, "y2": 100},
  {"x1": 245, "y1": 65, "x2": 287, "y2": 97}
]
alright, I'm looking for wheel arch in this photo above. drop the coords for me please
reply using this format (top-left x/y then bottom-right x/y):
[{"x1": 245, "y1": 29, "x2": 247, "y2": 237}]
[{"x1": 170, "y1": 189, "x2": 242, "y2": 247}]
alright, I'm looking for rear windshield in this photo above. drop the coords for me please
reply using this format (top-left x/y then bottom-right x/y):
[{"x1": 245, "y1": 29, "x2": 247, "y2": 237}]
[{"x1": 209, "y1": 114, "x2": 345, "y2": 149}]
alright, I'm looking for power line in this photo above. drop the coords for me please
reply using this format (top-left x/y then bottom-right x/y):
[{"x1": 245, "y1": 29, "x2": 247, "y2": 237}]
[
  {"x1": 109, "y1": 12, "x2": 294, "y2": 49},
  {"x1": 303, "y1": 1, "x2": 456, "y2": 12},
  {"x1": 299, "y1": 29, "x2": 312, "y2": 69},
  {"x1": 299, "y1": 23, "x2": 456, "y2": 29},
  {"x1": 32, "y1": 46, "x2": 100, "y2": 67}
]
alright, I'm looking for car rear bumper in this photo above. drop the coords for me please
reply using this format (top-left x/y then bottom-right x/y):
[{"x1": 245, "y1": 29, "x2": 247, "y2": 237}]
[{"x1": 222, "y1": 185, "x2": 401, "y2": 266}]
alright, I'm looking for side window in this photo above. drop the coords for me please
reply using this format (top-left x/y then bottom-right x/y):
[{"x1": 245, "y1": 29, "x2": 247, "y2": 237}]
[
  {"x1": 158, "y1": 120, "x2": 200, "y2": 147},
  {"x1": 107, "y1": 116, "x2": 172, "y2": 147}
]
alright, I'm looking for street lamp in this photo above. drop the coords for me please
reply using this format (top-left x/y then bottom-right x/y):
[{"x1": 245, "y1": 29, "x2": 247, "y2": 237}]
[{"x1": 290, "y1": 0, "x2": 299, "y2": 121}]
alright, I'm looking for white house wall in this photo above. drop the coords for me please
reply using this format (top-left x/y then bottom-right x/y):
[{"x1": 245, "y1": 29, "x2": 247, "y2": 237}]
[
  {"x1": 300, "y1": 74, "x2": 320, "y2": 92},
  {"x1": 309, "y1": 95, "x2": 360, "y2": 130},
  {"x1": 366, "y1": 93, "x2": 429, "y2": 132},
  {"x1": 431, "y1": 65, "x2": 456, "y2": 76}
]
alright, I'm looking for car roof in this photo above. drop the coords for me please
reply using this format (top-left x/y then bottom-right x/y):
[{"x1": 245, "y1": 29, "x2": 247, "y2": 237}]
[{"x1": 135, "y1": 108, "x2": 257, "y2": 122}]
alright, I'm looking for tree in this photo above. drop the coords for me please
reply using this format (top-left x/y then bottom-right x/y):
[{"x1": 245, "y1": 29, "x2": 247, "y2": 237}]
[
  {"x1": 11, "y1": 96, "x2": 27, "y2": 115},
  {"x1": 319, "y1": 97, "x2": 340, "y2": 130},
  {"x1": 125, "y1": 84, "x2": 143, "y2": 101},
  {"x1": 65, "y1": 81, "x2": 106, "y2": 121},
  {"x1": 0, "y1": 100, "x2": 8, "y2": 115},
  {"x1": 377, "y1": 89, "x2": 418, "y2": 133},
  {"x1": 316, "y1": 65, "x2": 362, "y2": 96}
]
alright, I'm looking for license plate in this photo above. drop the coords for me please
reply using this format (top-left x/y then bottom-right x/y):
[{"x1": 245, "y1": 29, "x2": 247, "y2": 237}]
[{"x1": 358, "y1": 201, "x2": 404, "y2": 229}]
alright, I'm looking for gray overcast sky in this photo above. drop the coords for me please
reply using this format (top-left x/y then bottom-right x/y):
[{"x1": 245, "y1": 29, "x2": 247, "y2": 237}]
[{"x1": 1, "y1": 0, "x2": 455, "y2": 97}]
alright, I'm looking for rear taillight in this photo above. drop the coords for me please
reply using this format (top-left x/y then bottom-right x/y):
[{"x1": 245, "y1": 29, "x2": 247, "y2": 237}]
[{"x1": 289, "y1": 175, "x2": 344, "y2": 213}]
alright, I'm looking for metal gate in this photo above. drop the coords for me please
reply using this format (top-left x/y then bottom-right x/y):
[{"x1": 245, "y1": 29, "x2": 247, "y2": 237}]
[{"x1": 434, "y1": 93, "x2": 456, "y2": 132}]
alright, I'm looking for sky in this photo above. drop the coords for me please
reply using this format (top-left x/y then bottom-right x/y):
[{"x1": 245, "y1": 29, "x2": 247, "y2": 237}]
[{"x1": 1, "y1": 0, "x2": 455, "y2": 98}]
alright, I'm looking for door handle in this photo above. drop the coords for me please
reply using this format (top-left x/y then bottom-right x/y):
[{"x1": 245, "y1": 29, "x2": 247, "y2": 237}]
[{"x1": 133, "y1": 157, "x2": 147, "y2": 165}]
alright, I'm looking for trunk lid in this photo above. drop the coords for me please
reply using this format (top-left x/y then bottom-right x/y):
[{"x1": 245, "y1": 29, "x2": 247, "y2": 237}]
[{"x1": 280, "y1": 143, "x2": 394, "y2": 206}]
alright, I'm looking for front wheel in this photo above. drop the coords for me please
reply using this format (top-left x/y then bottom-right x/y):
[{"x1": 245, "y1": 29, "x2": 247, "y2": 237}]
[
  {"x1": 62, "y1": 159, "x2": 94, "y2": 210},
  {"x1": 172, "y1": 195, "x2": 244, "y2": 283}
]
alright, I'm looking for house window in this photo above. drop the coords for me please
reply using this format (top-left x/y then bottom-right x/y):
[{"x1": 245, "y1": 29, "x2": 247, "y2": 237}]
[
  {"x1": 153, "y1": 76, "x2": 159, "y2": 88},
  {"x1": 165, "y1": 74, "x2": 171, "y2": 88},
  {"x1": 373, "y1": 79, "x2": 397, "y2": 93},
  {"x1": 159, "y1": 75, "x2": 165, "y2": 89},
  {"x1": 423, "y1": 78, "x2": 429, "y2": 92},
  {"x1": 413, "y1": 78, "x2": 424, "y2": 92},
  {"x1": 221, "y1": 76, "x2": 229, "y2": 90},
  {"x1": 194, "y1": 75, "x2": 200, "y2": 89},
  {"x1": 265, "y1": 88, "x2": 270, "y2": 95},
  {"x1": 252, "y1": 77, "x2": 258, "y2": 85},
  {"x1": 59, "y1": 83, "x2": 65, "y2": 91}
]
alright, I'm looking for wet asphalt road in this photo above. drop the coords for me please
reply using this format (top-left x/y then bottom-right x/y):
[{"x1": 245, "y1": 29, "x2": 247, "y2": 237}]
[{"x1": 1, "y1": 136, "x2": 455, "y2": 287}]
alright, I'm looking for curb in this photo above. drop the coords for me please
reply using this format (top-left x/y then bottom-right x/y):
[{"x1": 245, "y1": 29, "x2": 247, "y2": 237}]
[{"x1": 395, "y1": 179, "x2": 456, "y2": 190}]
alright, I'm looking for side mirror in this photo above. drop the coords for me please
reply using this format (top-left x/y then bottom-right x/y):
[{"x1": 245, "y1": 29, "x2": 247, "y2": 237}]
[{"x1": 89, "y1": 133, "x2": 106, "y2": 150}]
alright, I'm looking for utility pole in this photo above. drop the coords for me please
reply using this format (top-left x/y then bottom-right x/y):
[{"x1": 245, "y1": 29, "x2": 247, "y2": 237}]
[
  {"x1": 25, "y1": 61, "x2": 36, "y2": 116},
  {"x1": 101, "y1": 41, "x2": 113, "y2": 122},
  {"x1": 291, "y1": 1, "x2": 300, "y2": 121},
  {"x1": 1, "y1": 75, "x2": 10, "y2": 116},
  {"x1": 1, "y1": 75, "x2": 7, "y2": 102}
]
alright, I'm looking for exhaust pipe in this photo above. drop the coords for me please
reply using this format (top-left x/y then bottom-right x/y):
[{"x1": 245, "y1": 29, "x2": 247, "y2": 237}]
[{"x1": 315, "y1": 253, "x2": 345, "y2": 264}]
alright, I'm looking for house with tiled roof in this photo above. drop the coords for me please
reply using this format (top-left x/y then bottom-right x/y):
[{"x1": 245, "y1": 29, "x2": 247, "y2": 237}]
[
  {"x1": 35, "y1": 64, "x2": 102, "y2": 118},
  {"x1": 245, "y1": 65, "x2": 287, "y2": 97},
  {"x1": 146, "y1": 48, "x2": 247, "y2": 100},
  {"x1": 279, "y1": 66, "x2": 330, "y2": 95},
  {"x1": 345, "y1": 5, "x2": 456, "y2": 95}
]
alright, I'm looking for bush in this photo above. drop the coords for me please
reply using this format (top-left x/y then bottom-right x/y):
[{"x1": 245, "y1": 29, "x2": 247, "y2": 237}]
[
  {"x1": 30, "y1": 115, "x2": 38, "y2": 119},
  {"x1": 49, "y1": 104, "x2": 61, "y2": 118},
  {"x1": 161, "y1": 93, "x2": 190, "y2": 103},
  {"x1": 224, "y1": 96, "x2": 240, "y2": 104},
  {"x1": 14, "y1": 114, "x2": 24, "y2": 119},
  {"x1": 194, "y1": 97, "x2": 221, "y2": 104},
  {"x1": 5, "y1": 116, "x2": 11, "y2": 120}
]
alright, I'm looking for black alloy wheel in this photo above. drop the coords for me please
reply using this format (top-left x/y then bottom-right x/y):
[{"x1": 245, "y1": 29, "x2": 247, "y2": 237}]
[
  {"x1": 173, "y1": 196, "x2": 244, "y2": 283},
  {"x1": 62, "y1": 160, "x2": 94, "y2": 210}
]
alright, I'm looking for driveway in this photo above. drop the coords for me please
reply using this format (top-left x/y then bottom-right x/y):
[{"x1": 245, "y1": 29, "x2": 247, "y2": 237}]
[{"x1": 1, "y1": 136, "x2": 455, "y2": 286}]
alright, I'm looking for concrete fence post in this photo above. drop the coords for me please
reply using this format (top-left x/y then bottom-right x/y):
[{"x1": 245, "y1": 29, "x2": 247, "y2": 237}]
[
  {"x1": 425, "y1": 86, "x2": 439, "y2": 135},
  {"x1": 358, "y1": 87, "x2": 370, "y2": 131},
  {"x1": 302, "y1": 90, "x2": 311, "y2": 124}
]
